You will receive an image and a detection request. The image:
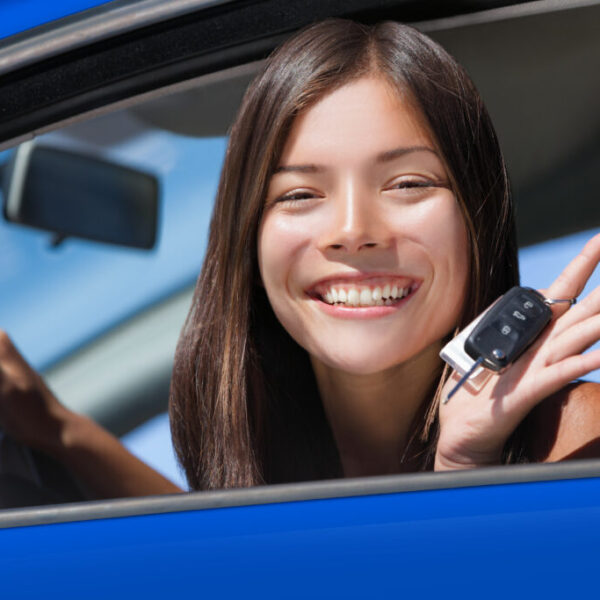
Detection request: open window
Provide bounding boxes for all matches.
[0,0,599,526]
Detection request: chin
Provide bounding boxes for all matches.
[307,330,446,377]
[311,345,414,376]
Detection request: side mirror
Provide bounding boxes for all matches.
[1,141,159,249]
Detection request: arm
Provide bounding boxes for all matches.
[53,412,183,498]
[0,331,182,498]
[435,232,600,470]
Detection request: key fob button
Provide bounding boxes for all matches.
[511,309,527,321]
[519,294,543,316]
[492,320,520,342]
[497,310,526,332]
[467,328,513,370]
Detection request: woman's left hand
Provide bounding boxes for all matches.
[435,232,600,470]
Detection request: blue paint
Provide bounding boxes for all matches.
[1,477,600,597]
[0,0,115,41]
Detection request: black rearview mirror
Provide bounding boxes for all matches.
[2,141,159,249]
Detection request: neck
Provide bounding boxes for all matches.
[311,343,442,478]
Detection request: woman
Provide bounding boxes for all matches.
[168,19,600,490]
[1,20,600,498]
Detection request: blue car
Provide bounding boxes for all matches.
[1,1,600,597]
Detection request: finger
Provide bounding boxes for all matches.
[0,330,33,380]
[552,283,600,334]
[545,232,600,303]
[540,349,600,396]
[544,313,600,364]
[499,348,600,417]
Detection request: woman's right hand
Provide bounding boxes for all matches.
[0,330,72,456]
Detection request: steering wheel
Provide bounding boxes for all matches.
[0,431,86,509]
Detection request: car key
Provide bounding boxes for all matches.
[442,286,553,402]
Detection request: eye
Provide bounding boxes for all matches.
[277,190,316,201]
[272,189,322,208]
[384,176,450,197]
[388,177,433,191]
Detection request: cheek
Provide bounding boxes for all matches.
[439,200,470,286]
[385,193,469,279]
[425,199,469,279]
[386,194,470,325]
[258,212,325,350]
[418,196,470,321]
[257,212,313,298]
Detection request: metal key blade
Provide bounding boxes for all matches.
[443,356,484,404]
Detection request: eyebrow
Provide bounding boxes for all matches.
[273,146,439,175]
[375,145,439,162]
[273,164,324,175]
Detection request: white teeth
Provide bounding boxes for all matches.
[359,289,371,305]
[321,282,412,306]
[347,289,359,306]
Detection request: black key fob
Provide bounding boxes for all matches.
[464,286,552,372]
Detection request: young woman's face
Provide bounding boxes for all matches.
[258,76,469,375]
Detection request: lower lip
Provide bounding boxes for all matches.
[311,290,416,319]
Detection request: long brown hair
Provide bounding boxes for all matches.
[169,19,519,490]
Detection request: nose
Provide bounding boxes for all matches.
[319,181,389,253]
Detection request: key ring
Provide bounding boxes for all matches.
[543,296,577,307]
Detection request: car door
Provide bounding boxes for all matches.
[1,1,600,597]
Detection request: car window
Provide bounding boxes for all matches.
[1,1,599,505]
[2,77,600,492]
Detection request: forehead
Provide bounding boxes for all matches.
[280,76,435,164]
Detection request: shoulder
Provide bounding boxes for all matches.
[527,381,600,462]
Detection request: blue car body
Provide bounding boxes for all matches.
[2,466,600,598]
[1,1,600,596]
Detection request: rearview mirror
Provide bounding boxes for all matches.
[2,141,159,249]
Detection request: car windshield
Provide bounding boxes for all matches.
[0,105,228,488]
[0,121,225,369]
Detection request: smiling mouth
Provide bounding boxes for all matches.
[309,279,418,308]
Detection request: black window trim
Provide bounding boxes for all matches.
[0,0,548,150]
